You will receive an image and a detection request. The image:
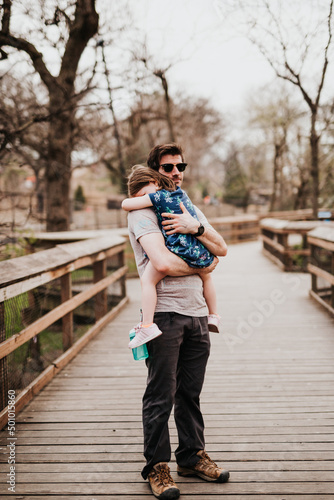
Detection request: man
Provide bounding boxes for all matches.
[127,143,229,500]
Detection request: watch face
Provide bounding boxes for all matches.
[197,224,205,236]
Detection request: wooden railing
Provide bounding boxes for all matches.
[209,214,260,243]
[0,236,128,428]
[259,208,333,221]
[260,218,325,272]
[307,226,334,316]
[209,210,332,244]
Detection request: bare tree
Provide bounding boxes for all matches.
[0,74,48,192]
[219,0,334,217]
[131,42,177,142]
[0,0,99,230]
[98,39,127,191]
[247,84,305,210]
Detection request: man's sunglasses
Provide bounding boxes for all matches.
[160,162,187,173]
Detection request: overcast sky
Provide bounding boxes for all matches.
[127,0,277,113]
[125,0,334,118]
[5,0,333,120]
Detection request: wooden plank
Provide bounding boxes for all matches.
[2,496,334,500]
[3,451,334,463]
[261,234,285,253]
[285,248,310,256]
[2,497,334,500]
[3,481,334,495]
[260,218,288,231]
[9,424,334,435]
[308,263,334,286]
[10,443,334,454]
[0,263,75,303]
[1,460,334,473]
[0,265,127,359]
[308,235,334,252]
[0,243,126,303]
[24,228,129,243]
[309,289,334,316]
[6,433,334,445]
[1,241,333,499]
[210,215,259,224]
[0,236,126,290]
[23,399,334,411]
[308,226,334,245]
[2,470,334,483]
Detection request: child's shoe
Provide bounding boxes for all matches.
[208,314,221,333]
[128,323,162,349]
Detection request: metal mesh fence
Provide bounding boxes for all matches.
[1,256,125,411]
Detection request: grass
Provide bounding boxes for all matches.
[5,293,29,338]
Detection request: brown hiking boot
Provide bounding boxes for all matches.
[177,450,230,483]
[147,462,180,499]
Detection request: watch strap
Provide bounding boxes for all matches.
[194,223,205,237]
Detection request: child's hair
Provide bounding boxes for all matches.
[127,165,176,197]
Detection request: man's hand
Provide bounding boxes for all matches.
[197,256,219,275]
[161,202,228,257]
[161,202,200,235]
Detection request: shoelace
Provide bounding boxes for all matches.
[199,451,218,468]
[156,465,174,485]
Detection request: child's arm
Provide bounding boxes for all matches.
[122,194,153,212]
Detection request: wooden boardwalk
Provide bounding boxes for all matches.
[1,240,334,499]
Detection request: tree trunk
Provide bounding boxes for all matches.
[270,144,280,211]
[0,0,99,232]
[310,112,319,219]
[46,96,74,231]
[155,70,175,142]
[294,176,308,210]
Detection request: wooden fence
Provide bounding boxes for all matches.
[0,236,128,429]
[204,214,260,243]
[307,226,334,316]
[259,218,326,272]
[202,209,331,244]
[260,208,330,221]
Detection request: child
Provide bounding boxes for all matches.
[122,165,221,349]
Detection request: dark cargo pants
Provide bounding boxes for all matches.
[141,311,211,479]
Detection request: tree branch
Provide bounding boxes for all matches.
[59,0,99,89]
[1,0,11,34]
[315,0,333,108]
[0,33,56,90]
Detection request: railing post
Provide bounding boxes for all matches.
[310,244,317,293]
[61,273,73,351]
[93,259,108,321]
[0,302,8,411]
[118,249,126,299]
[332,251,334,311]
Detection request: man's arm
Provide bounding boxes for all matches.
[196,226,227,257]
[139,231,218,276]
[161,202,228,257]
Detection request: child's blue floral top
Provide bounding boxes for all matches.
[148,186,214,268]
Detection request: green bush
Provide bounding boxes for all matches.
[74,185,86,210]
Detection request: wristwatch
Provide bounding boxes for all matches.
[194,223,205,237]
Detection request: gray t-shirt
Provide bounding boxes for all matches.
[128,207,210,317]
